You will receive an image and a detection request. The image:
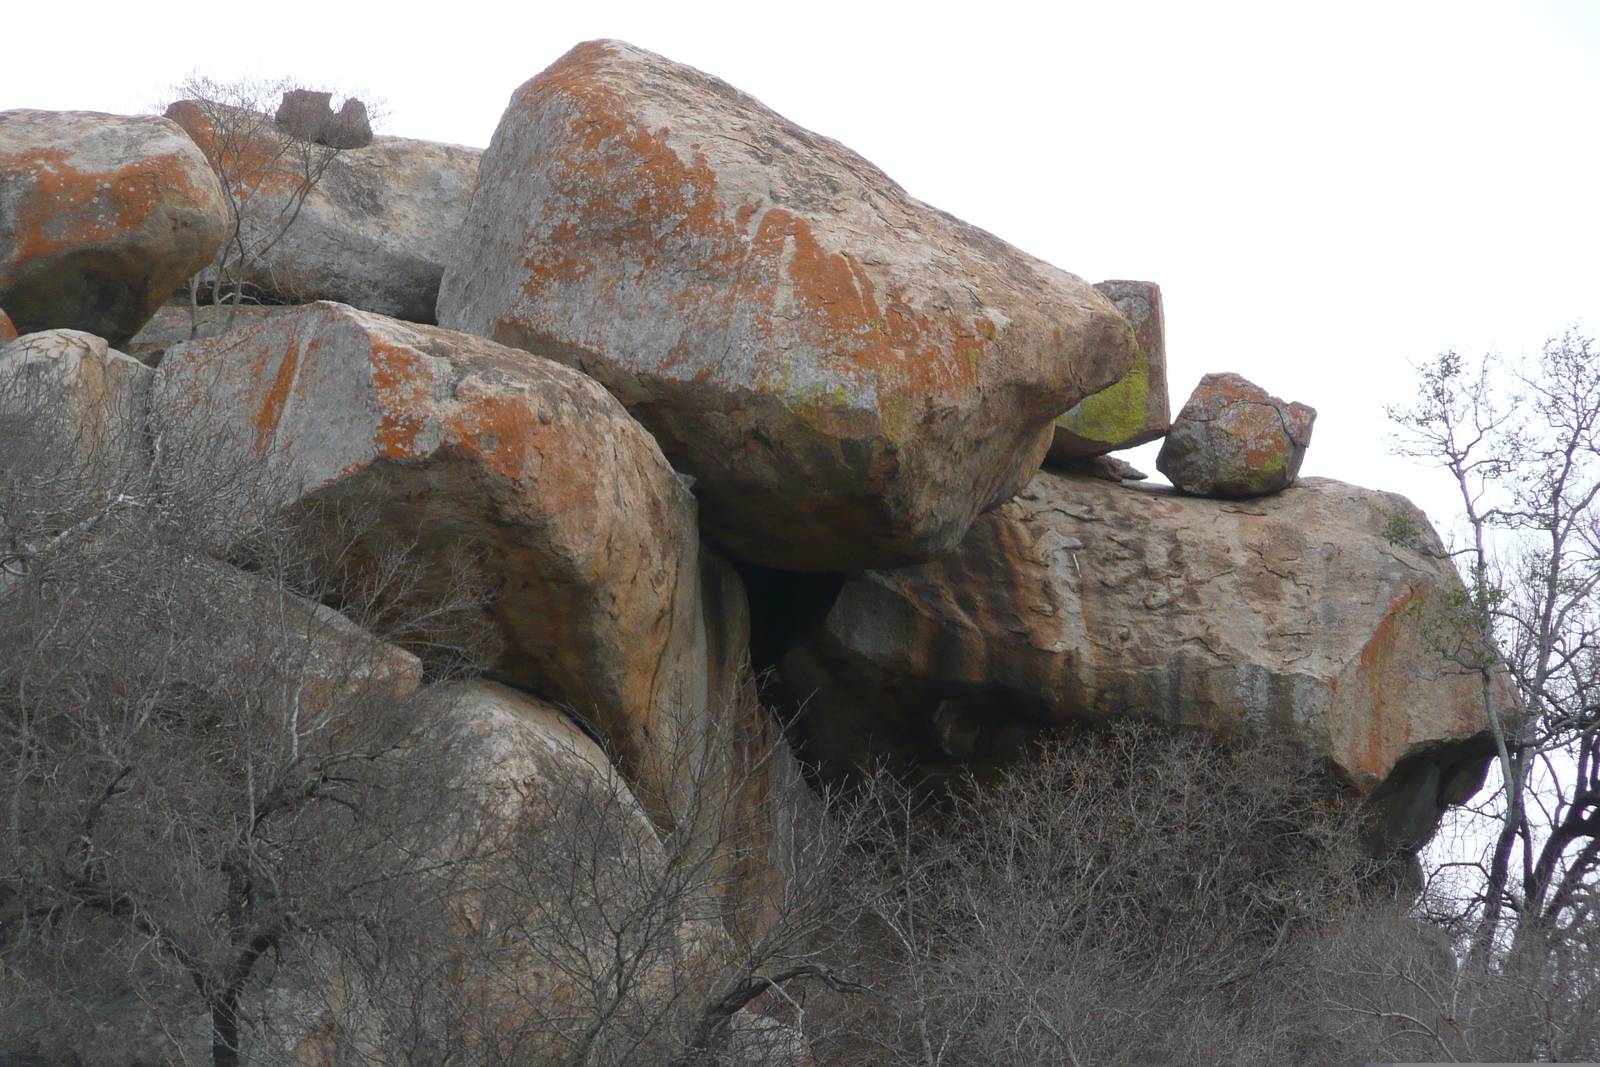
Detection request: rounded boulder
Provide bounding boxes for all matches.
[0,110,228,347]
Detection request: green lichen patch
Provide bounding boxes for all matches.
[1055,348,1151,447]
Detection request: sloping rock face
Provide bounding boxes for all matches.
[783,473,1508,851]
[1158,371,1315,497]
[151,301,709,800]
[1048,280,1170,463]
[166,100,480,324]
[0,110,228,347]
[123,302,296,365]
[437,39,1136,572]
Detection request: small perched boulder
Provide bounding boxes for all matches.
[1157,372,1315,497]
[1048,280,1170,463]
[0,307,16,343]
[0,110,229,347]
[781,472,1509,853]
[273,89,372,149]
[438,40,1136,572]
[166,101,480,323]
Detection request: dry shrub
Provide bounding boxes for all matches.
[815,726,1376,1067]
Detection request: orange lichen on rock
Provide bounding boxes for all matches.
[784,473,1499,854]
[0,110,228,346]
[150,302,733,814]
[440,40,1136,571]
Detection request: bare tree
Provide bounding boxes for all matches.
[314,682,866,1067]
[1388,328,1600,959]
[0,359,496,1067]
[163,76,371,336]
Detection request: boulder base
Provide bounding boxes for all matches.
[783,473,1509,852]
[0,110,228,347]
[438,39,1135,572]
[1158,371,1315,497]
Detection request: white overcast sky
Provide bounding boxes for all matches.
[8,0,1598,530]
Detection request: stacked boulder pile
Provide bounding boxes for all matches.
[2,36,1506,1054]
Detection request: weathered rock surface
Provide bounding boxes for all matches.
[0,307,16,343]
[783,472,1508,851]
[123,301,297,365]
[451,680,655,833]
[166,100,480,324]
[274,89,372,149]
[1158,371,1315,497]
[151,300,709,801]
[437,39,1136,572]
[1048,280,1170,463]
[0,329,153,491]
[0,110,229,347]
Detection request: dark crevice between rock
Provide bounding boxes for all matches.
[731,558,846,788]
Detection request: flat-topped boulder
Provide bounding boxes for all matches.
[438,40,1136,572]
[0,110,228,347]
[782,472,1510,852]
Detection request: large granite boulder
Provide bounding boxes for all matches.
[0,110,229,347]
[151,301,726,806]
[1047,280,1170,463]
[166,99,480,324]
[782,472,1511,852]
[1158,372,1315,497]
[437,40,1136,572]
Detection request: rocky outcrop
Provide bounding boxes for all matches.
[151,300,712,804]
[437,39,1136,573]
[1158,372,1315,497]
[0,110,229,347]
[274,89,372,149]
[782,472,1508,851]
[0,329,153,494]
[166,100,480,324]
[1048,280,1170,463]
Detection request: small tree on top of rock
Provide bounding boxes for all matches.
[161,76,375,334]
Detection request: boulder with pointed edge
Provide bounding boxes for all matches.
[437,40,1136,572]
